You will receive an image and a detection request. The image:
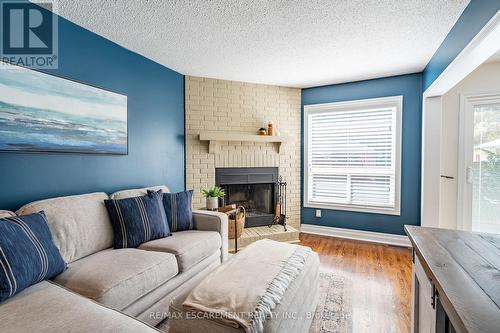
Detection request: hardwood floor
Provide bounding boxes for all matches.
[300,233,413,333]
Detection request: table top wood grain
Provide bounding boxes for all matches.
[405,226,500,333]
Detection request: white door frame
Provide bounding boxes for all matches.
[421,10,500,228]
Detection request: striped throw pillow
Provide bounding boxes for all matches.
[150,190,193,232]
[0,211,66,302]
[105,191,171,249]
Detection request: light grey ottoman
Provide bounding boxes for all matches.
[168,241,320,333]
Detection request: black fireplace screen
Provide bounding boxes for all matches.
[223,183,274,216]
[216,167,278,228]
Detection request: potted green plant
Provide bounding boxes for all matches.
[202,186,225,211]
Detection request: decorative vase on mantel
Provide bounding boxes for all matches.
[206,197,219,211]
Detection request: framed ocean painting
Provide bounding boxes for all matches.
[0,62,128,154]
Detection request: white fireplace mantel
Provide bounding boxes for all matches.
[199,131,289,154]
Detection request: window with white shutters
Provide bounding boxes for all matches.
[304,96,402,215]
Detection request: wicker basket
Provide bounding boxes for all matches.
[226,206,246,239]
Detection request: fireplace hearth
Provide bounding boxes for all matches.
[216,167,278,228]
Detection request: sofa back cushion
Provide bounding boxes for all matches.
[0,212,66,302]
[110,185,170,200]
[16,192,113,264]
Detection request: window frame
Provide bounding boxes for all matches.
[303,96,403,216]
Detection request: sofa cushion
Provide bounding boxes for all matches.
[0,281,160,333]
[0,212,66,302]
[139,230,222,272]
[110,185,170,200]
[0,210,15,218]
[53,248,178,310]
[105,191,171,249]
[16,192,113,264]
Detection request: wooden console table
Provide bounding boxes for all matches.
[405,226,500,333]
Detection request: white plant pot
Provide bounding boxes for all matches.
[206,197,219,211]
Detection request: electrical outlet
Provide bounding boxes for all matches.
[315,209,321,218]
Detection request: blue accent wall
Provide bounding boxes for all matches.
[423,0,500,91]
[301,74,422,235]
[0,12,185,211]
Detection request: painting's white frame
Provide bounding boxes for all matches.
[303,95,403,216]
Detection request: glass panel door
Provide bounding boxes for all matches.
[471,102,500,233]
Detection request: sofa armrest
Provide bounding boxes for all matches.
[192,210,228,262]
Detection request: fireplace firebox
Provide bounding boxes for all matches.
[215,167,278,228]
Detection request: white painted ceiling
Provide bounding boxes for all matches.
[54,0,469,88]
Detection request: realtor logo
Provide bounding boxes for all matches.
[1,0,58,68]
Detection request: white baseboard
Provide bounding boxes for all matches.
[301,224,412,248]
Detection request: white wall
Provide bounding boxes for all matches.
[421,96,442,228]
[439,61,500,229]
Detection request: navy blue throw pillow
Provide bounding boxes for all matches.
[0,211,66,302]
[150,190,193,232]
[105,191,171,249]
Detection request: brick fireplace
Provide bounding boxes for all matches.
[185,76,301,234]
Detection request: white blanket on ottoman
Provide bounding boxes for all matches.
[182,239,313,333]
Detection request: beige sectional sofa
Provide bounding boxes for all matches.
[0,185,228,332]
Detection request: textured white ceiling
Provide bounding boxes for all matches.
[54,0,469,88]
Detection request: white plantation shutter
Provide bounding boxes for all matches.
[304,96,402,215]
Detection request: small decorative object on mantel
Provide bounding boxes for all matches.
[202,186,225,211]
[258,128,267,136]
[267,121,274,136]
